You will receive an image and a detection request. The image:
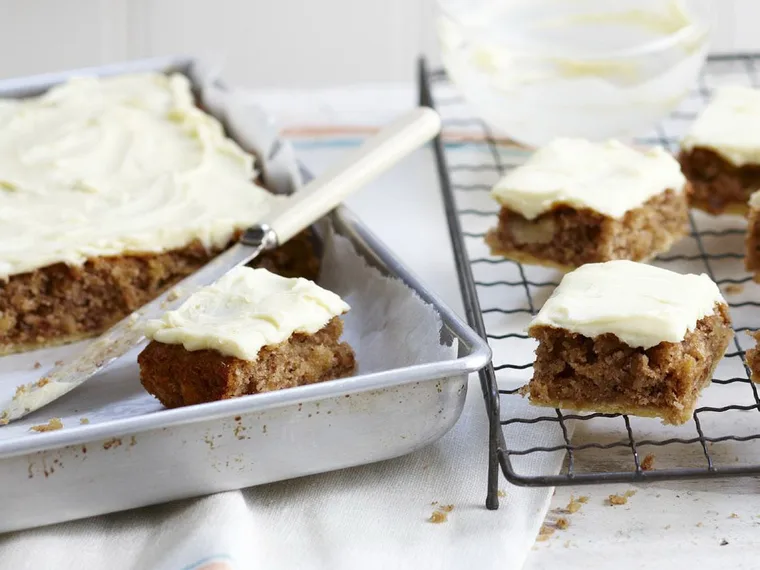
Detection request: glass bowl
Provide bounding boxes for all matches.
[436,0,712,147]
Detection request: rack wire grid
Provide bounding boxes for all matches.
[419,53,760,510]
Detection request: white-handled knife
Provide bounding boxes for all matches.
[1,107,441,424]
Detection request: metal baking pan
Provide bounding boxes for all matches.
[0,57,490,532]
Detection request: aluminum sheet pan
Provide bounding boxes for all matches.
[0,57,490,532]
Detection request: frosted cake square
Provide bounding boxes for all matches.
[0,72,317,355]
[524,260,732,425]
[138,267,356,407]
[486,139,689,271]
[680,86,760,215]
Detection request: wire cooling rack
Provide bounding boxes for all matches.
[419,54,760,509]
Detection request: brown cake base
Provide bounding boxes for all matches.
[678,146,760,215]
[746,331,760,383]
[0,230,319,356]
[485,189,688,271]
[137,317,356,408]
[525,304,733,425]
[745,202,760,282]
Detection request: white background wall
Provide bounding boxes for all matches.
[0,0,756,87]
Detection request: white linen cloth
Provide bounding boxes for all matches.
[0,85,565,570]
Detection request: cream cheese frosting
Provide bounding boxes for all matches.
[528,260,724,349]
[0,72,280,279]
[682,86,760,166]
[144,267,350,361]
[490,138,686,220]
[750,189,760,209]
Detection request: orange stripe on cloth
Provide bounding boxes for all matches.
[280,125,524,149]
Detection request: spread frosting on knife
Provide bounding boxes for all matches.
[0,72,281,279]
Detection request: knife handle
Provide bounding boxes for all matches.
[261,107,441,245]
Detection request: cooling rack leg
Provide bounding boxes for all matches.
[486,418,500,509]
[418,55,506,509]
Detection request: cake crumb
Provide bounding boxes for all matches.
[729,513,739,519]
[428,502,454,523]
[161,286,185,308]
[14,384,26,397]
[578,496,589,504]
[103,437,122,450]
[724,283,745,295]
[624,490,636,498]
[538,513,571,540]
[498,489,507,498]
[167,287,184,302]
[54,360,64,366]
[79,418,90,425]
[30,418,63,432]
[233,424,247,440]
[608,494,628,506]
[33,361,42,370]
[641,454,655,471]
[536,524,555,541]
[566,495,584,513]
[696,522,703,527]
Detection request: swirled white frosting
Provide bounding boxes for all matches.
[682,86,760,166]
[528,260,725,349]
[0,72,280,279]
[144,267,350,361]
[491,138,686,220]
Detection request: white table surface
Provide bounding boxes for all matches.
[297,143,760,569]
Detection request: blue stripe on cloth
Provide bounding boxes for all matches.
[178,554,235,570]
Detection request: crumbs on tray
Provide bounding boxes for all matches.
[30,418,63,433]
